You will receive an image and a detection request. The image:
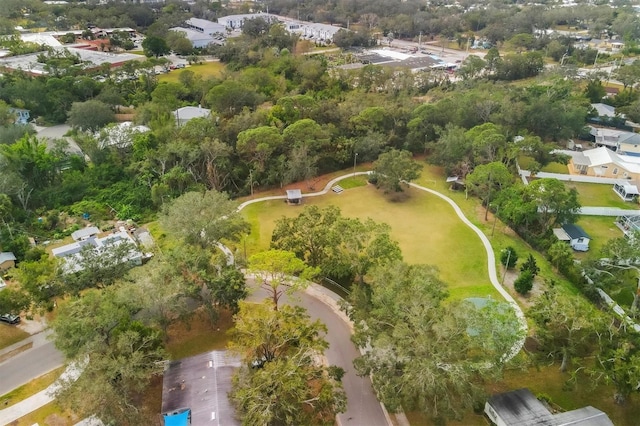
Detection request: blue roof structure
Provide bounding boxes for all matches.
[163,409,190,426]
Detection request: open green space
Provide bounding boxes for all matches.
[566,182,636,209]
[158,62,225,83]
[0,324,30,351]
[165,309,233,360]
[241,181,496,300]
[575,216,622,258]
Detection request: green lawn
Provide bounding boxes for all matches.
[158,61,225,83]
[575,216,622,259]
[241,182,497,300]
[165,309,233,360]
[0,324,29,351]
[566,182,637,209]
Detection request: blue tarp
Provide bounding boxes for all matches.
[164,409,190,426]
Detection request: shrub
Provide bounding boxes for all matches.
[514,270,534,295]
[520,253,540,276]
[500,246,518,268]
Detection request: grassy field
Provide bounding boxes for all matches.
[158,62,225,83]
[566,181,636,209]
[575,216,622,258]
[0,323,30,351]
[14,401,77,426]
[241,178,497,300]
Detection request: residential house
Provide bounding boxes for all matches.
[173,106,212,127]
[616,214,640,238]
[217,13,279,30]
[567,147,640,184]
[161,351,241,426]
[52,228,142,274]
[485,388,613,426]
[553,224,591,252]
[71,226,100,241]
[0,252,16,271]
[589,126,640,154]
[591,103,618,119]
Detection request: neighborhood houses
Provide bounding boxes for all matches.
[3,0,640,425]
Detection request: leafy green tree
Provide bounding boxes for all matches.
[142,35,170,58]
[14,254,61,306]
[530,288,604,373]
[67,100,115,131]
[584,78,606,103]
[514,270,534,295]
[236,126,283,172]
[520,254,540,276]
[0,287,31,315]
[349,261,521,422]
[248,249,319,310]
[501,246,518,268]
[598,233,640,311]
[229,301,346,425]
[466,162,512,220]
[160,190,250,248]
[594,323,640,405]
[371,149,421,193]
[52,285,166,425]
[548,241,574,270]
[205,80,263,117]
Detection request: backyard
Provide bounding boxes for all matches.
[566,181,638,209]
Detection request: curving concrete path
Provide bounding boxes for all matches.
[235,171,527,359]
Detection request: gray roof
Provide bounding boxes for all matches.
[488,389,613,426]
[286,189,302,199]
[488,388,555,426]
[185,18,226,34]
[0,252,17,263]
[173,106,212,121]
[562,223,591,240]
[71,226,100,241]
[553,406,614,426]
[162,351,242,426]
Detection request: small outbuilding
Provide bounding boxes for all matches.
[553,224,591,252]
[613,180,639,202]
[485,388,613,426]
[0,252,16,271]
[286,189,302,205]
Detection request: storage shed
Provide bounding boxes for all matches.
[553,224,591,252]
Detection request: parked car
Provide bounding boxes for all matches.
[0,313,20,324]
[175,63,186,69]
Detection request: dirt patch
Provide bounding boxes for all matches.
[500,267,546,308]
[0,342,32,363]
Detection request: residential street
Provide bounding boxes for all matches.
[247,279,390,426]
[0,330,64,396]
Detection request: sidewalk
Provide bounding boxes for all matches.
[0,363,81,425]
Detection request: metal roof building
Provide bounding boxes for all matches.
[485,389,613,426]
[161,351,242,426]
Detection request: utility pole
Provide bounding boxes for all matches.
[353,152,358,177]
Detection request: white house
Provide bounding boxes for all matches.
[52,228,142,274]
[589,126,640,155]
[0,252,17,271]
[485,388,612,426]
[553,223,591,252]
[168,28,222,48]
[173,106,212,127]
[71,226,100,241]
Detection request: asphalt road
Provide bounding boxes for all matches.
[0,332,64,396]
[248,280,389,426]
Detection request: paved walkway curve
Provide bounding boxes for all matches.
[234,172,527,360]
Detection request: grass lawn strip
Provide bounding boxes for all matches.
[0,366,65,408]
[565,181,636,209]
[158,61,225,83]
[0,325,30,351]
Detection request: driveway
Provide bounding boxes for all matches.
[247,278,389,426]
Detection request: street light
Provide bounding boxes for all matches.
[353,152,358,177]
[501,248,511,286]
